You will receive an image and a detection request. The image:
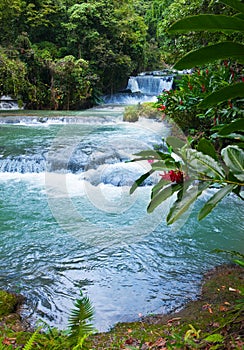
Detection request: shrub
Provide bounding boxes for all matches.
[156,62,243,135]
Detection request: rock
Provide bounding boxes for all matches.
[0,290,30,332]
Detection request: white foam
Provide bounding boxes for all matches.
[0,171,45,184]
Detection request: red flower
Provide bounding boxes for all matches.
[228,100,233,108]
[147,159,154,164]
[160,172,171,181]
[230,69,235,79]
[188,83,193,90]
[206,69,209,75]
[158,105,166,111]
[201,84,206,92]
[160,170,184,184]
[179,100,183,105]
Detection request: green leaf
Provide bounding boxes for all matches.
[221,145,244,182]
[128,157,153,163]
[147,183,182,213]
[197,138,218,161]
[211,124,226,132]
[198,184,235,221]
[23,326,42,350]
[130,171,153,194]
[218,133,244,142]
[173,42,244,69]
[204,333,224,343]
[166,136,188,160]
[168,15,244,34]
[132,150,170,160]
[151,160,178,171]
[235,13,244,20]
[129,150,173,164]
[186,149,225,179]
[217,118,244,136]
[199,82,244,108]
[151,178,170,198]
[220,0,244,14]
[167,182,209,224]
[68,291,94,343]
[233,259,244,267]
[166,136,186,151]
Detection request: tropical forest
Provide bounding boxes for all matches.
[0,0,243,349]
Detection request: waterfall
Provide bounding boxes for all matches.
[0,95,21,110]
[127,78,140,93]
[127,75,174,95]
[0,155,46,173]
[103,70,175,104]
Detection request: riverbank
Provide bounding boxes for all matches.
[0,264,243,349]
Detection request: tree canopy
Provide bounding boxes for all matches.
[0,0,242,109]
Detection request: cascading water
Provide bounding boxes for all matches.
[127,75,173,95]
[0,154,46,173]
[0,110,166,184]
[0,95,21,110]
[0,107,243,332]
[103,71,175,104]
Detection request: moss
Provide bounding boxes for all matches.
[123,103,161,122]
[88,264,243,349]
[0,291,19,317]
[123,105,140,122]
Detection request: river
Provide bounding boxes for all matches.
[0,106,243,332]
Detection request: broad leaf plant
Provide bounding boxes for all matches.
[130,0,244,224]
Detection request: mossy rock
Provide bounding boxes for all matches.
[123,103,161,122]
[141,103,162,119]
[123,105,140,122]
[0,291,21,317]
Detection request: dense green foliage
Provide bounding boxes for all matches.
[1,0,240,109]
[0,0,149,109]
[131,0,243,224]
[156,62,243,135]
[145,0,238,63]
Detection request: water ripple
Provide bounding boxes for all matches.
[0,121,243,331]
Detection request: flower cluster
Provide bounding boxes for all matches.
[158,105,166,111]
[160,170,184,184]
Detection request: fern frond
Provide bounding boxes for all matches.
[23,326,42,350]
[68,291,95,347]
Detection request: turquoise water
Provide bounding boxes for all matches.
[0,108,243,331]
